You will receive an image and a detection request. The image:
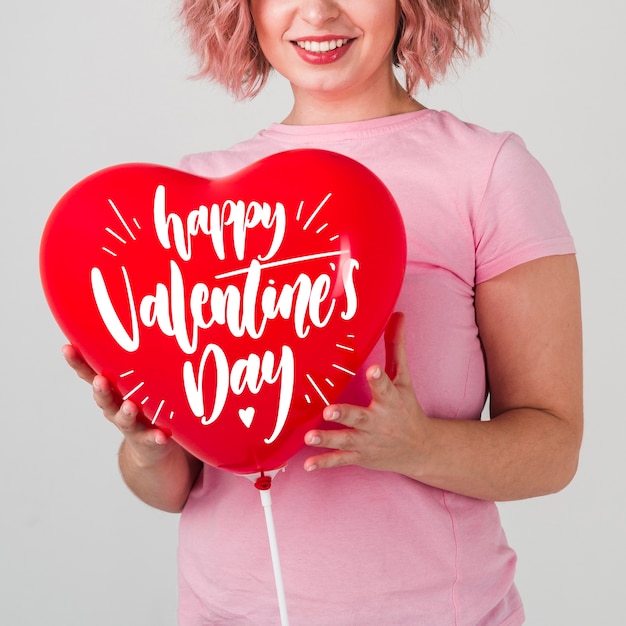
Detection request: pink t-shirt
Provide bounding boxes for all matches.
[176,110,575,625]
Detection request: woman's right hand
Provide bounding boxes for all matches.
[62,344,175,467]
[62,344,202,511]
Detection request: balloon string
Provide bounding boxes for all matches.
[258,485,290,626]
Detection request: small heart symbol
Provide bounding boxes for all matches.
[239,407,255,429]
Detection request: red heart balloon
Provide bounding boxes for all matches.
[40,150,406,474]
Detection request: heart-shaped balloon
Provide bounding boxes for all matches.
[40,150,406,474]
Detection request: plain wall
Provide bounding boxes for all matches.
[1,1,624,624]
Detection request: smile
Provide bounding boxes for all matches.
[295,39,351,53]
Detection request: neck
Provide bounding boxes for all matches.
[282,77,424,126]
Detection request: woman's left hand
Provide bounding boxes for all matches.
[303,312,430,475]
[304,256,583,500]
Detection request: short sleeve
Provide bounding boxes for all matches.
[473,134,575,284]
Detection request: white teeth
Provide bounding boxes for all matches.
[296,39,349,53]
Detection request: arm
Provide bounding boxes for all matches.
[63,346,203,512]
[304,254,583,501]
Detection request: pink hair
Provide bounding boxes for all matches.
[179,0,490,100]
[396,0,490,94]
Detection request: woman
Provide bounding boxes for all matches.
[65,1,583,623]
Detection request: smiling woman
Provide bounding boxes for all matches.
[247,0,404,120]
[181,0,489,99]
[61,1,583,624]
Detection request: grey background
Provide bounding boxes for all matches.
[2,1,624,624]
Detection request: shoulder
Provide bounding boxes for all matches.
[389,110,543,200]
[427,112,558,205]
[424,110,531,166]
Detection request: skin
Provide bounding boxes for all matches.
[64,0,583,510]
[249,0,424,123]
[303,255,583,501]
[63,345,202,512]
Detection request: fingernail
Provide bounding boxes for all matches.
[326,410,340,421]
[308,435,321,445]
[93,379,102,392]
[306,464,318,472]
[372,367,382,380]
[121,404,132,416]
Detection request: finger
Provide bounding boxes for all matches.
[321,403,370,430]
[365,363,399,406]
[62,344,97,383]
[91,376,169,446]
[114,400,142,433]
[305,425,360,452]
[384,312,411,387]
[304,449,360,472]
[92,375,126,422]
[99,388,169,448]
[105,394,167,444]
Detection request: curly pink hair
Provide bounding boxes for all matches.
[179,0,490,99]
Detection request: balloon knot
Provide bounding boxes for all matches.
[254,472,272,490]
